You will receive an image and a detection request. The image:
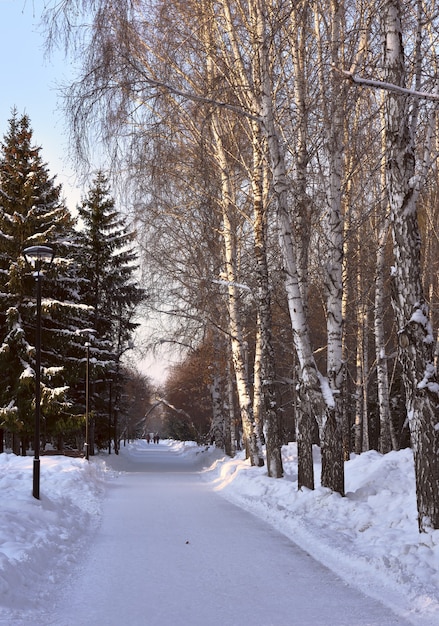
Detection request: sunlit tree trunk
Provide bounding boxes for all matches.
[362,306,370,451]
[354,291,363,455]
[209,0,284,475]
[312,0,345,494]
[252,320,264,444]
[211,117,264,467]
[375,209,394,453]
[255,0,318,488]
[373,101,394,454]
[226,356,237,456]
[252,122,283,477]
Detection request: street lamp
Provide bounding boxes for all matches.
[23,245,55,500]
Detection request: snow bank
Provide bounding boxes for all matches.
[0,453,107,612]
[198,443,439,626]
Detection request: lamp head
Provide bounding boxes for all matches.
[23,245,55,272]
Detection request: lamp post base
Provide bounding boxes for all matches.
[33,458,40,499]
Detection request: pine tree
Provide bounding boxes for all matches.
[0,110,89,452]
[76,171,145,450]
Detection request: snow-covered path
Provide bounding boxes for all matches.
[45,442,408,626]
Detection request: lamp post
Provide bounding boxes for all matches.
[23,245,55,500]
[85,341,90,460]
[77,329,96,459]
[111,340,134,456]
[108,375,112,455]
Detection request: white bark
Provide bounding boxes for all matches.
[312,0,345,495]
[375,99,395,454]
[210,371,225,449]
[212,0,285,476]
[252,320,263,444]
[211,116,264,467]
[354,293,363,455]
[375,218,394,453]
[384,0,439,531]
[251,121,283,477]
[226,357,237,456]
[262,79,321,488]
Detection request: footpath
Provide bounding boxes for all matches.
[48,443,408,626]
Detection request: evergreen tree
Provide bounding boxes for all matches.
[76,171,145,449]
[0,110,88,451]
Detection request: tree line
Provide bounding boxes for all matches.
[0,111,147,455]
[41,0,439,531]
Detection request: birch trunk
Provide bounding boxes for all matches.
[362,306,370,452]
[354,297,363,454]
[207,0,315,484]
[375,218,394,453]
[211,369,225,449]
[374,99,394,453]
[211,330,226,450]
[226,357,237,456]
[313,0,345,495]
[200,1,263,466]
[354,274,369,454]
[213,0,282,473]
[252,123,283,477]
[255,0,318,489]
[290,3,312,307]
[252,320,264,445]
[212,117,264,467]
[384,0,439,530]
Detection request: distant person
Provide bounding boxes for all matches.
[154,433,160,444]
[146,433,151,444]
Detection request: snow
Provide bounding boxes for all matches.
[317,370,335,408]
[0,440,438,625]
[417,362,436,390]
[204,444,439,623]
[410,308,429,328]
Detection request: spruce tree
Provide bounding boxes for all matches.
[0,110,88,452]
[76,171,145,450]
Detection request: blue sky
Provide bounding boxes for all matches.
[0,0,81,211]
[0,1,167,380]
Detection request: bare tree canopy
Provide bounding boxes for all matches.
[39,0,439,530]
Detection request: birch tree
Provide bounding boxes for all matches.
[210,113,264,466]
[382,0,439,530]
[41,0,339,488]
[375,105,394,454]
[310,0,348,493]
[41,0,439,512]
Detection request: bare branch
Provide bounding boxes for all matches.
[137,75,261,122]
[334,66,439,102]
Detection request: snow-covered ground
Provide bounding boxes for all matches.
[0,440,438,625]
[202,443,439,625]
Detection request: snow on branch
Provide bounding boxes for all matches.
[211,278,252,292]
[334,66,439,102]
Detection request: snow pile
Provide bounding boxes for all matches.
[0,453,107,612]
